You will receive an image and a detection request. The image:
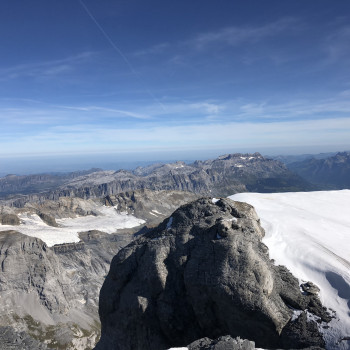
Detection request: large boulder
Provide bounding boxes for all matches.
[95,198,329,350]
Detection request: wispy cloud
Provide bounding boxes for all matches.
[133,43,170,57]
[132,18,299,60]
[190,18,296,50]
[0,51,96,80]
[324,24,350,64]
[0,102,152,126]
[58,105,152,119]
[2,116,350,156]
[236,96,350,121]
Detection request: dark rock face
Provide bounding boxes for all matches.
[288,151,350,189]
[95,198,329,350]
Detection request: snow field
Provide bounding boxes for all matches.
[230,190,350,350]
[0,205,145,247]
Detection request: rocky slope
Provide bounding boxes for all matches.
[95,198,330,350]
[0,229,132,349]
[287,151,350,189]
[1,153,313,208]
[0,189,197,349]
[0,326,48,350]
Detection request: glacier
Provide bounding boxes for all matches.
[230,190,350,350]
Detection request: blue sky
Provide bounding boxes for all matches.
[1,0,350,172]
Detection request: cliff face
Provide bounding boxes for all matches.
[0,229,133,350]
[95,198,329,350]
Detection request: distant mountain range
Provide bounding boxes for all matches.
[0,152,313,206]
[0,168,102,197]
[287,151,350,189]
[269,151,338,165]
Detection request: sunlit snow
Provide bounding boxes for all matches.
[0,206,145,247]
[230,190,350,350]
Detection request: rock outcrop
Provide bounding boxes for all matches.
[0,207,20,225]
[0,229,134,349]
[95,198,329,350]
[104,189,199,227]
[187,335,255,350]
[0,326,48,350]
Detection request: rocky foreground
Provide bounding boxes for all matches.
[95,198,330,350]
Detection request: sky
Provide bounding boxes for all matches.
[1,0,350,173]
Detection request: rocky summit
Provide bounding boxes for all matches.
[95,198,330,350]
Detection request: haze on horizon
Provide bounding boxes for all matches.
[1,0,350,174]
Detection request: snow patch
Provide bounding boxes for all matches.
[166,217,173,231]
[212,197,219,203]
[152,210,163,215]
[0,206,145,247]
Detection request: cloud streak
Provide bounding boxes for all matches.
[190,18,298,50]
[1,116,350,156]
[0,52,95,80]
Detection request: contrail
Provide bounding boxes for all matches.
[78,0,166,111]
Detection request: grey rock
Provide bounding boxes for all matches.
[188,335,255,350]
[38,212,58,227]
[95,198,329,350]
[0,228,134,349]
[104,189,199,227]
[301,281,320,295]
[280,312,325,349]
[0,326,48,350]
[0,213,20,225]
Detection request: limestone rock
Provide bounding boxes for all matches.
[188,335,255,350]
[0,213,20,225]
[0,229,134,349]
[38,212,58,227]
[0,326,48,350]
[301,281,320,295]
[95,198,329,350]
